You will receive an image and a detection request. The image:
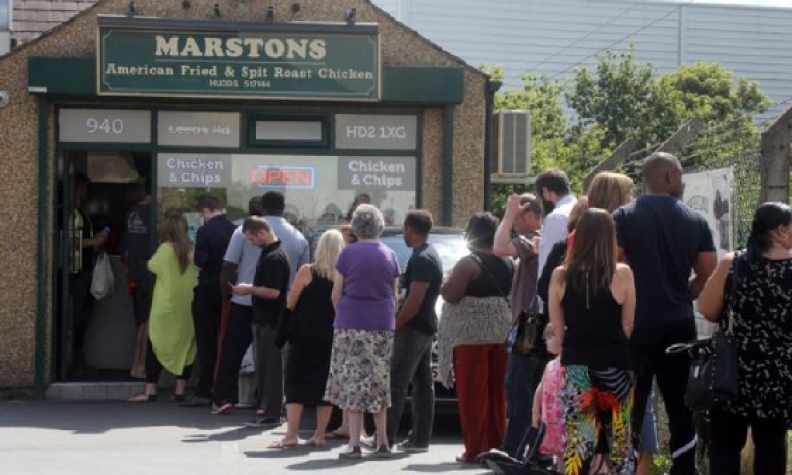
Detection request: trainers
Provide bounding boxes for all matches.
[245,416,280,428]
[360,435,377,450]
[398,440,429,453]
[211,402,234,415]
[374,445,392,459]
[338,445,362,459]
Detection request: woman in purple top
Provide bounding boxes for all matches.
[325,204,400,459]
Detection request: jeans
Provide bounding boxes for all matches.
[631,318,698,475]
[252,322,283,420]
[387,327,434,446]
[709,409,787,475]
[502,353,547,457]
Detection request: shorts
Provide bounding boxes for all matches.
[638,387,659,453]
[131,277,154,327]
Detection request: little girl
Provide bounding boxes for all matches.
[532,324,564,473]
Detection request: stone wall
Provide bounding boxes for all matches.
[0,0,486,387]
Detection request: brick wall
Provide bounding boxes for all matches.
[12,0,97,45]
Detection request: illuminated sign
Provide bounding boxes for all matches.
[251,165,315,189]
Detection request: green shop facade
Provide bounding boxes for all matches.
[0,0,492,392]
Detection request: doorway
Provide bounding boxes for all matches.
[56,150,153,381]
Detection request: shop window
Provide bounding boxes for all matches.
[156,153,417,247]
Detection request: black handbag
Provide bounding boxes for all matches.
[505,296,545,356]
[667,254,742,412]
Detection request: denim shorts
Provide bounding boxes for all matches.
[639,387,659,453]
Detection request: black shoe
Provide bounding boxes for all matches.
[338,445,362,459]
[245,416,280,429]
[374,445,392,459]
[180,395,211,407]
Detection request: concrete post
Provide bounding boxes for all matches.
[655,118,703,155]
[582,139,636,191]
[760,106,792,205]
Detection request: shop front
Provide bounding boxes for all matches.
[0,0,490,391]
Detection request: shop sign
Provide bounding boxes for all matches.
[97,18,380,100]
[338,157,416,191]
[251,165,316,189]
[157,153,232,188]
[158,111,240,148]
[59,109,151,143]
[335,115,417,150]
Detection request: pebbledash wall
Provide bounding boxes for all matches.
[0,0,490,389]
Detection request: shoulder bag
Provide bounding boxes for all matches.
[470,254,545,357]
[667,253,742,412]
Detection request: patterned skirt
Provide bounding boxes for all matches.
[323,328,394,413]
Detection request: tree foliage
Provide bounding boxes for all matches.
[483,49,771,214]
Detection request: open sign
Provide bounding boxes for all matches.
[250,165,316,189]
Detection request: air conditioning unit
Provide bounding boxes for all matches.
[496,110,531,175]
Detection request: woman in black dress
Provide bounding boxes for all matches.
[699,202,792,475]
[269,229,345,449]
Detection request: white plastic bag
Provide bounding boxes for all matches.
[90,253,114,300]
[239,344,255,374]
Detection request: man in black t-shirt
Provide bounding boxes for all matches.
[231,216,290,427]
[613,153,716,475]
[387,210,443,452]
[125,181,154,380]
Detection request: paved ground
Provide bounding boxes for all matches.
[0,401,490,475]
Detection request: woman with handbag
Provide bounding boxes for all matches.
[698,202,792,475]
[547,209,637,475]
[438,212,514,463]
[268,229,344,449]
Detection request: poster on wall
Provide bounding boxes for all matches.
[682,167,734,256]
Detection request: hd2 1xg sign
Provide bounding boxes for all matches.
[96,16,380,100]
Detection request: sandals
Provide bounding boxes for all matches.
[304,438,325,448]
[326,430,349,440]
[455,453,475,464]
[268,439,299,449]
[129,393,157,402]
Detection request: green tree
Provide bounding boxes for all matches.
[482,54,770,214]
[566,49,771,169]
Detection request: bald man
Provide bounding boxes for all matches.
[613,152,716,475]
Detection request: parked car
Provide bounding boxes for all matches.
[379,227,469,407]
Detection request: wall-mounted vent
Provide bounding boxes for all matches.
[496,110,531,175]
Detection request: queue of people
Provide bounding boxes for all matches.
[117,152,791,474]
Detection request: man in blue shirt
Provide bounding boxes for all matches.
[614,153,716,475]
[182,195,235,407]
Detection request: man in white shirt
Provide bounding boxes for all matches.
[535,169,577,276]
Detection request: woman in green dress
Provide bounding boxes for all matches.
[130,212,198,402]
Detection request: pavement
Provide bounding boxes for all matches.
[0,400,491,475]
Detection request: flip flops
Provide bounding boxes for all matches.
[268,439,299,449]
[304,439,326,448]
